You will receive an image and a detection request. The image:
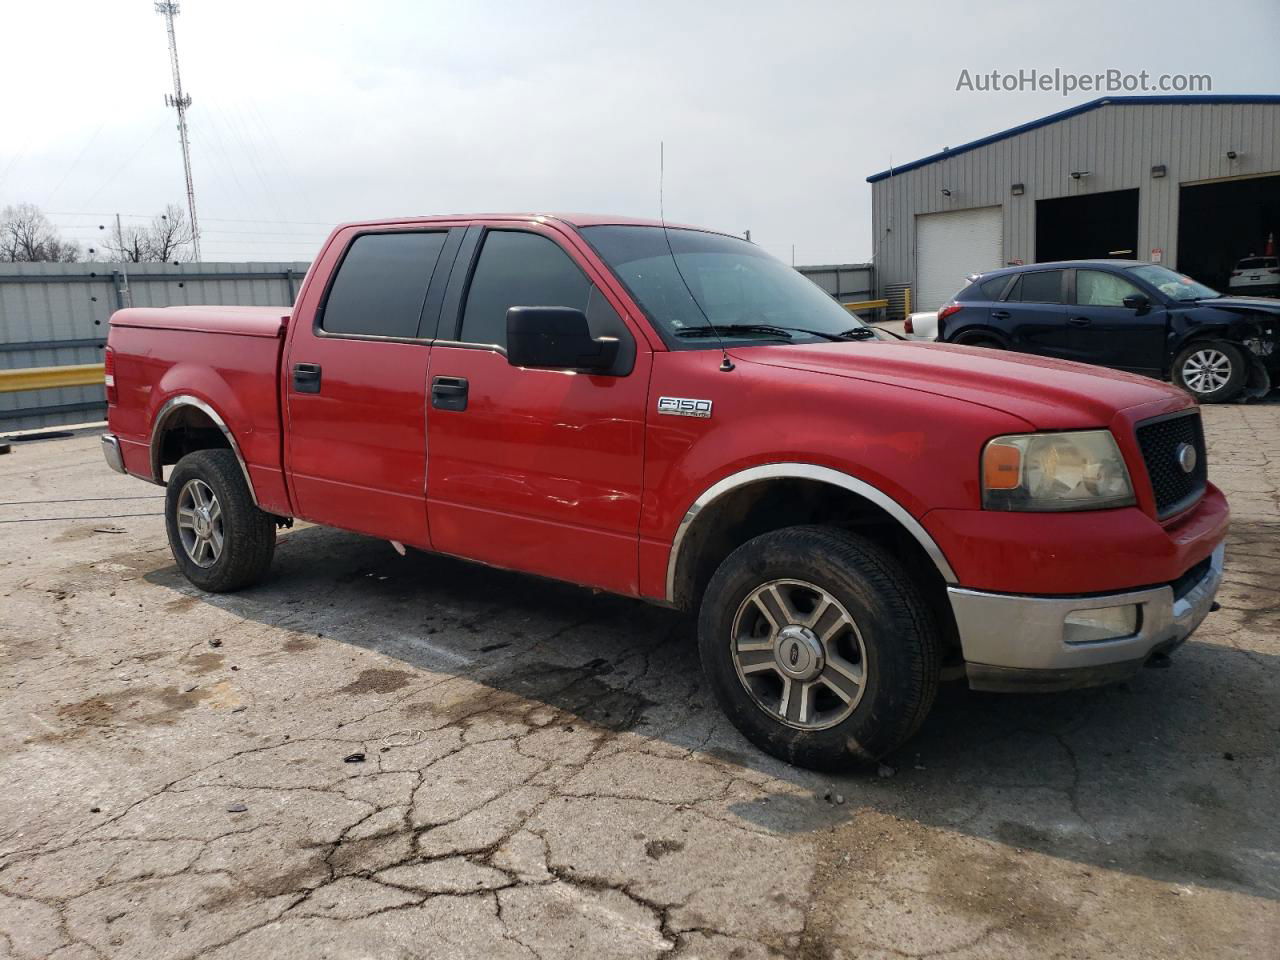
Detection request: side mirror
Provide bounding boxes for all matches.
[506,306,620,373]
[1122,293,1150,312]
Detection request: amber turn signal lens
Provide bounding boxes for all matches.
[983,442,1022,490]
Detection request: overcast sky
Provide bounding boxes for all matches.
[2,0,1278,264]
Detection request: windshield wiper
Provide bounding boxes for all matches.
[674,323,868,343]
[674,324,792,340]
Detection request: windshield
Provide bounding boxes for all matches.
[581,225,871,346]
[1126,264,1220,302]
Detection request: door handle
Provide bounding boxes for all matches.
[293,362,322,393]
[1067,316,1092,327]
[431,376,469,412]
[991,310,1011,319]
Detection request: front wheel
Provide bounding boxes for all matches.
[1173,341,1246,403]
[697,526,941,769]
[165,449,276,592]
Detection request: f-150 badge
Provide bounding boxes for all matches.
[657,396,713,419]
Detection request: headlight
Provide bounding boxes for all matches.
[982,430,1135,511]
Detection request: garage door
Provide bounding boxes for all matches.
[915,206,1004,310]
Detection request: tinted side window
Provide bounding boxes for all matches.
[981,275,1012,300]
[1013,270,1064,304]
[322,232,447,338]
[460,231,590,347]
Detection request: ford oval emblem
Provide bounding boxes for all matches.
[788,643,800,667]
[1176,442,1197,474]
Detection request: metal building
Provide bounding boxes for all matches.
[869,95,1280,310]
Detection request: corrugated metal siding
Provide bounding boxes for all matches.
[871,101,1280,295]
[795,263,874,301]
[0,261,309,431]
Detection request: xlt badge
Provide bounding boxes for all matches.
[657,396,713,419]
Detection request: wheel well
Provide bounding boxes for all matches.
[670,478,960,654]
[952,327,1005,346]
[154,407,232,481]
[1174,331,1242,354]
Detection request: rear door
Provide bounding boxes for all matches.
[997,269,1070,358]
[424,222,651,595]
[1068,268,1167,375]
[283,225,461,546]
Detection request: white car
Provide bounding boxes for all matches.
[1228,256,1280,297]
[902,311,938,340]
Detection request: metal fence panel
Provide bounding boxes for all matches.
[0,261,309,431]
[795,263,875,302]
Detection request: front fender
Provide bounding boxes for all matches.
[636,350,1033,600]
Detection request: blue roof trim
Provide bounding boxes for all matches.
[866,95,1280,183]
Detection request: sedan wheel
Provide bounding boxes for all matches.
[1172,341,1246,403]
[1181,348,1233,395]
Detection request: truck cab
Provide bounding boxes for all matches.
[102,214,1229,769]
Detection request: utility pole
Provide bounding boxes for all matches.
[116,213,131,305]
[156,2,201,260]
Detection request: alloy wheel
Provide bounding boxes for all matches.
[730,578,868,730]
[1182,348,1232,394]
[176,478,224,568]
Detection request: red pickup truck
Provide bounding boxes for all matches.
[101,214,1228,768]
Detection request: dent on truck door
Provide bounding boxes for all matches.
[425,225,650,595]
[283,227,461,547]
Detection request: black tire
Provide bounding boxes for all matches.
[164,449,276,592]
[1172,341,1247,403]
[697,526,941,770]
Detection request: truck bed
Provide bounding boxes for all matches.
[107,306,293,515]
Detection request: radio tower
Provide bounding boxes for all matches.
[155,2,201,260]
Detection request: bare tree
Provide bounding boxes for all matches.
[101,204,195,263]
[0,203,80,262]
[101,221,149,263]
[143,204,195,262]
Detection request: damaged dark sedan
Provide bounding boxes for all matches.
[937,260,1279,403]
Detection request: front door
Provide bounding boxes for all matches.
[1068,268,1167,375]
[425,223,651,595]
[284,226,460,547]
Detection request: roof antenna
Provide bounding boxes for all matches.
[660,141,733,372]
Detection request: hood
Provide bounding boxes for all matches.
[728,339,1190,429]
[1195,296,1280,316]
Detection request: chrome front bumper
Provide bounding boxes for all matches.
[101,434,125,474]
[949,544,1225,691]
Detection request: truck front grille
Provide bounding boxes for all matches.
[1135,410,1207,519]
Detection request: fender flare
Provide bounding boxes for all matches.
[149,394,260,506]
[664,462,958,603]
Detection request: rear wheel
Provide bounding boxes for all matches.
[1173,341,1246,403]
[697,526,941,769]
[165,449,276,592]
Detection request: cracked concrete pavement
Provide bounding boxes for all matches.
[0,400,1277,959]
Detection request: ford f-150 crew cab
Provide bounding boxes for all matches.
[101,214,1229,768]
